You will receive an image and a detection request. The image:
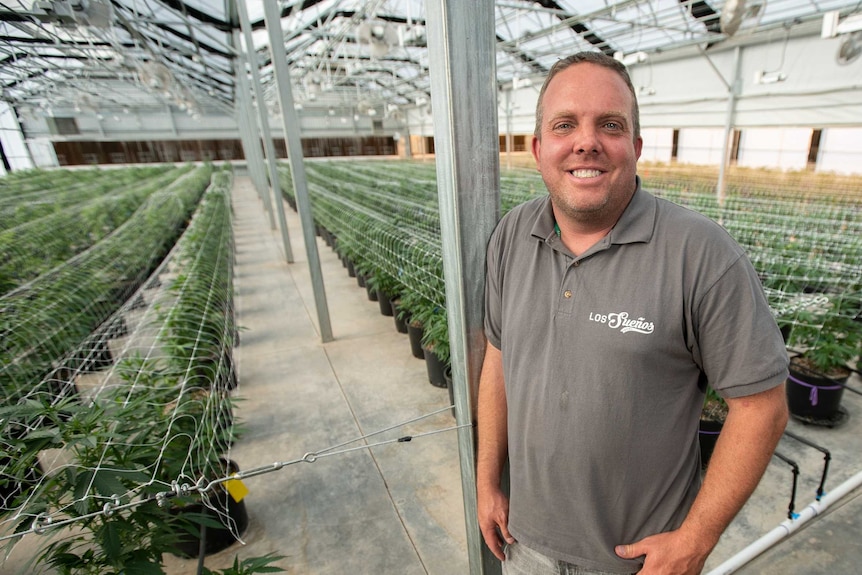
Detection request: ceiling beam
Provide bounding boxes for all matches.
[530,0,614,55]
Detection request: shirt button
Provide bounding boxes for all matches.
[573,261,580,267]
[564,290,572,298]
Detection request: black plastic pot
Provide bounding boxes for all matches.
[407,322,425,360]
[0,454,43,514]
[424,347,448,389]
[365,282,378,302]
[392,301,408,334]
[698,419,723,470]
[787,362,847,420]
[377,291,394,316]
[79,337,114,373]
[169,459,249,558]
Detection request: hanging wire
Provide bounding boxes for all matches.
[1,407,471,542]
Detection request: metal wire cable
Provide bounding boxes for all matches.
[0,407,471,542]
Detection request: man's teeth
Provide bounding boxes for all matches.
[569,169,602,178]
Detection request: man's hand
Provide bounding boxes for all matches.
[615,527,711,574]
[478,483,515,561]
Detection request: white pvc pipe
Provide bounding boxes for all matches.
[707,469,862,575]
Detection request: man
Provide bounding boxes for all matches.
[477,51,789,575]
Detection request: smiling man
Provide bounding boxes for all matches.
[477,51,789,575]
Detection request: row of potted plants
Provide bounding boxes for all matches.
[0,165,214,434]
[279,162,452,388]
[1,168,280,573]
[0,165,172,232]
[0,166,192,295]
[284,160,859,440]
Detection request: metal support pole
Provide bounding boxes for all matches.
[165,104,177,137]
[0,135,11,172]
[403,128,413,158]
[425,1,501,574]
[717,46,742,205]
[235,11,294,263]
[235,81,272,212]
[505,88,513,171]
[262,0,333,343]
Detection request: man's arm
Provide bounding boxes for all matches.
[476,341,515,561]
[616,383,789,574]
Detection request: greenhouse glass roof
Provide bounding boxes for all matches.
[1,0,860,118]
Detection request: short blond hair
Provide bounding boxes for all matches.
[534,51,640,141]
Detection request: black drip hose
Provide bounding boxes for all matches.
[772,449,800,520]
[783,429,832,500]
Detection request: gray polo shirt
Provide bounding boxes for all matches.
[484,180,788,573]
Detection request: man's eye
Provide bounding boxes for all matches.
[604,121,622,130]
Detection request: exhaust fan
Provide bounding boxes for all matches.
[837,31,862,65]
[356,20,400,58]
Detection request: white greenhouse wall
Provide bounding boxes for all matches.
[676,128,726,166]
[737,128,812,171]
[28,140,58,168]
[639,128,674,163]
[818,128,862,175]
[629,28,862,129]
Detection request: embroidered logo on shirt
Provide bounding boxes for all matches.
[588,311,655,334]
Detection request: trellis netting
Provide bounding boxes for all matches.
[0,158,858,571]
[283,160,860,357]
[0,166,188,295]
[0,167,243,571]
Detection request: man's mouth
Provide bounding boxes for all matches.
[568,169,603,178]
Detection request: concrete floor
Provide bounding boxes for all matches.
[3,172,860,574]
[163,174,469,575]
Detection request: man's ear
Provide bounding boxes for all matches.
[531,135,541,168]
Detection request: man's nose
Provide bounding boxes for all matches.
[573,127,601,154]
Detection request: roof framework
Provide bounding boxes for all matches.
[0,0,859,119]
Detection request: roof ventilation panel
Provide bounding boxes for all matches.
[720,0,767,37]
[35,0,112,28]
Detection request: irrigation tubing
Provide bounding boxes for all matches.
[705,469,862,575]
[770,450,800,520]
[1,406,470,543]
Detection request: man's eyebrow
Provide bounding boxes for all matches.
[599,111,629,120]
[545,111,630,124]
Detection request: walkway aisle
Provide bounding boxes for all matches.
[167,175,468,574]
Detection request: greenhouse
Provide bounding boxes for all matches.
[1,1,861,574]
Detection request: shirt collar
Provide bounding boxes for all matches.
[529,175,656,246]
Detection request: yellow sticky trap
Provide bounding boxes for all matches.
[224,478,249,503]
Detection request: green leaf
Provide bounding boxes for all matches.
[98,520,122,563]
[92,469,130,498]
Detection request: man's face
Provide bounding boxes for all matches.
[532,62,643,230]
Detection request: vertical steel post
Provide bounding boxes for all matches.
[233,30,275,227]
[717,46,742,206]
[235,79,272,211]
[425,1,501,574]
[235,6,294,263]
[262,1,333,343]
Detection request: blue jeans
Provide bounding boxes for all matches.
[502,542,635,575]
